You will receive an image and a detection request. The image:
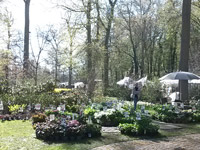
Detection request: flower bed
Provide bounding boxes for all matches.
[35,120,101,141]
[152,104,200,123]
[34,109,102,141]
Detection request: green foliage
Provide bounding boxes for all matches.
[118,123,137,135]
[0,80,90,113]
[85,124,102,137]
[8,104,26,114]
[45,110,60,116]
[84,107,97,117]
[119,116,159,136]
[61,90,89,106]
[104,86,132,101]
[152,104,200,123]
[140,79,164,103]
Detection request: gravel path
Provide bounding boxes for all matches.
[92,134,200,150]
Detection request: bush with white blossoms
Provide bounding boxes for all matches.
[94,109,117,119]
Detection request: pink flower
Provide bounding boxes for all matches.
[68,120,80,127]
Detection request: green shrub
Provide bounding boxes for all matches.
[119,116,159,136]
[45,110,60,116]
[94,109,124,126]
[84,107,97,117]
[8,104,26,114]
[85,124,101,137]
[118,123,137,135]
[105,86,132,101]
[140,79,164,103]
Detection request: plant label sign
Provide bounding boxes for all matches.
[88,116,92,124]
[57,106,61,111]
[67,115,71,120]
[136,112,141,120]
[27,104,31,111]
[103,106,107,111]
[180,103,184,108]
[50,114,55,121]
[60,105,65,111]
[162,106,165,111]
[0,101,3,110]
[61,118,66,126]
[144,110,149,116]
[35,104,41,110]
[141,105,145,113]
[192,107,196,112]
[19,107,23,113]
[124,112,129,117]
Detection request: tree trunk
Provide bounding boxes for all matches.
[23,0,31,78]
[103,0,117,95]
[55,46,58,85]
[157,34,163,77]
[68,39,73,87]
[5,16,11,81]
[179,0,191,101]
[86,0,94,98]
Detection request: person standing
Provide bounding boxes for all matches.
[132,83,140,111]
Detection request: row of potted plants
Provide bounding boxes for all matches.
[35,119,101,141]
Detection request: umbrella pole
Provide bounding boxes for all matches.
[179,80,181,101]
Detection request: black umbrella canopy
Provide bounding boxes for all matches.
[159,71,200,80]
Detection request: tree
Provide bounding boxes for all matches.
[30,28,49,85]
[63,13,80,88]
[0,8,14,81]
[46,26,63,85]
[179,0,191,101]
[23,0,31,78]
[101,0,118,95]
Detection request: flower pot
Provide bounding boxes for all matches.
[70,136,75,141]
[88,133,92,138]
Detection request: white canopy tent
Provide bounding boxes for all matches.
[117,77,133,87]
[117,76,148,89]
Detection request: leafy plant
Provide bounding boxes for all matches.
[119,115,159,136]
[85,124,101,137]
[8,104,26,114]
[32,113,46,124]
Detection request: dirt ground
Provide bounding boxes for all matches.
[92,133,200,150]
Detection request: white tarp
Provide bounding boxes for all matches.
[74,82,85,88]
[136,76,147,86]
[117,77,132,86]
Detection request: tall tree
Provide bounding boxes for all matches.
[1,8,14,81]
[23,0,31,78]
[85,0,94,98]
[102,0,118,95]
[179,0,191,101]
[46,26,63,85]
[63,13,79,88]
[30,28,49,85]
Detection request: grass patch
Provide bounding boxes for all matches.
[1,120,200,150]
[0,120,136,150]
[159,123,200,137]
